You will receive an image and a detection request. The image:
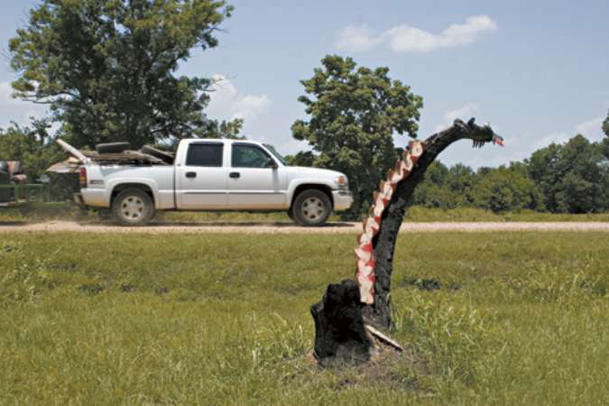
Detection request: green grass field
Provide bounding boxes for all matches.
[1,232,608,405]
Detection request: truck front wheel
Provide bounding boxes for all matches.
[112,189,154,226]
[291,189,332,227]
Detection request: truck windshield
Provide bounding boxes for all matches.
[263,144,287,165]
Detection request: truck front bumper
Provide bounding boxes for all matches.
[332,190,353,211]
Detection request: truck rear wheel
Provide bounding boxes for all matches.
[291,189,332,227]
[112,189,154,226]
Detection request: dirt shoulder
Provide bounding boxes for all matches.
[2,220,609,234]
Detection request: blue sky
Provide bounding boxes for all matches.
[1,0,608,168]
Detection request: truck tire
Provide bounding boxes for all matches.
[291,189,332,227]
[96,142,131,154]
[139,145,175,164]
[112,188,154,226]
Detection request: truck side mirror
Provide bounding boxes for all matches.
[266,159,278,169]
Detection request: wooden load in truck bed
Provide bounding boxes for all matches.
[47,140,175,173]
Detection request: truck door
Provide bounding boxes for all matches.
[227,143,287,209]
[175,142,228,209]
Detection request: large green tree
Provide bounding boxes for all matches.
[291,55,423,218]
[603,110,609,137]
[527,135,608,213]
[471,163,543,213]
[9,0,236,148]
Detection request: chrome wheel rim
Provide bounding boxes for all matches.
[120,196,145,221]
[301,197,325,222]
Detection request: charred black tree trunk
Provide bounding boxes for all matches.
[371,126,466,329]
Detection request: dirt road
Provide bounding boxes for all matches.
[2,220,609,234]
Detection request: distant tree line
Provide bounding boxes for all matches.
[411,132,609,214]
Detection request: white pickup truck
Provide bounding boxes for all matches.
[65,138,353,226]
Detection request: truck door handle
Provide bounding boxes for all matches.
[229,172,240,179]
[185,171,197,178]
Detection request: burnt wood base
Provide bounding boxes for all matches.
[310,279,371,366]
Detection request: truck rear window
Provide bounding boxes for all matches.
[186,144,223,167]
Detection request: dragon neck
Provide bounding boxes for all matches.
[417,124,469,167]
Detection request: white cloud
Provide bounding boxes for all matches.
[335,25,384,53]
[335,16,497,54]
[521,115,608,158]
[531,116,605,150]
[207,74,270,122]
[384,26,440,53]
[574,116,604,141]
[435,103,479,132]
[232,95,271,121]
[0,82,49,130]
[440,15,498,47]
[531,132,571,150]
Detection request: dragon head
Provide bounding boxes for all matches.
[455,118,504,148]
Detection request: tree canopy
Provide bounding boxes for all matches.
[526,135,608,213]
[291,55,423,217]
[406,129,609,215]
[9,0,236,148]
[473,164,543,213]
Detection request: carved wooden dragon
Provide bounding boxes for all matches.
[311,118,503,365]
[355,118,503,328]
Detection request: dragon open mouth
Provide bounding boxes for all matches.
[493,135,504,147]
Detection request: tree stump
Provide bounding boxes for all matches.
[310,279,371,366]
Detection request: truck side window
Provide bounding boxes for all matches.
[186,144,223,167]
[232,145,272,168]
